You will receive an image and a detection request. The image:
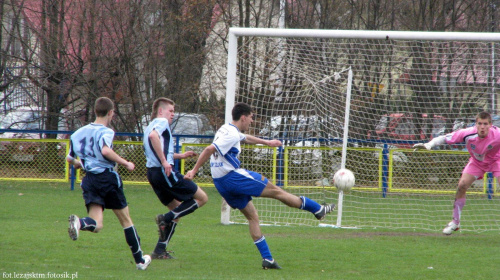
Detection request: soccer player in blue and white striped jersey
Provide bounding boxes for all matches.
[143,97,208,260]
[185,102,336,269]
[66,97,151,270]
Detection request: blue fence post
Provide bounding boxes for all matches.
[487,172,494,199]
[174,135,181,172]
[382,143,389,198]
[70,165,75,191]
[277,145,284,187]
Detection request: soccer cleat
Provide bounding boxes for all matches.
[151,251,175,259]
[442,221,460,235]
[314,203,336,220]
[68,214,80,241]
[136,255,152,270]
[262,259,281,270]
[155,214,167,241]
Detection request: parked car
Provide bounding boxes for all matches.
[369,113,446,147]
[256,115,343,181]
[259,114,342,142]
[0,107,77,162]
[141,112,215,144]
[170,113,215,144]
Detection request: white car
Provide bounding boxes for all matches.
[0,107,76,162]
[141,112,214,144]
[170,113,215,144]
[255,114,343,180]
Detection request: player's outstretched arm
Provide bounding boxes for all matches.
[174,150,198,159]
[412,143,431,151]
[412,135,447,152]
[243,134,282,147]
[102,145,135,171]
[185,145,216,180]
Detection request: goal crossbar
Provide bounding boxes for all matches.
[229,27,500,41]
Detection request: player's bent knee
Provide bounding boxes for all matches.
[196,195,208,207]
[93,224,103,233]
[457,183,470,193]
[195,189,208,207]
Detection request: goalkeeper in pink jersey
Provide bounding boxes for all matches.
[413,111,500,235]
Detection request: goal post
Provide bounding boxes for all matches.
[223,27,500,232]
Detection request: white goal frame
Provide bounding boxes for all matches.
[222,27,500,230]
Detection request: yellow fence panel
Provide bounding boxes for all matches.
[391,148,499,195]
[0,138,498,196]
[0,138,70,182]
[283,146,383,190]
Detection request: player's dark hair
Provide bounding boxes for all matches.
[94,97,114,117]
[232,102,253,121]
[152,97,175,119]
[476,111,492,123]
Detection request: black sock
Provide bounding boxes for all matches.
[81,217,97,232]
[124,225,144,264]
[154,221,177,254]
[163,199,199,223]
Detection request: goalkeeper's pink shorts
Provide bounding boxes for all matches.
[463,159,500,179]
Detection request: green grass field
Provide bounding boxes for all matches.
[1,181,499,280]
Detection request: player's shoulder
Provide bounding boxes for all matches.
[489,125,500,136]
[455,126,477,135]
[214,124,238,140]
[72,123,97,136]
[150,118,170,130]
[218,123,240,135]
[92,123,113,134]
[152,117,168,124]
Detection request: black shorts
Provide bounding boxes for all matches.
[147,167,198,206]
[80,169,128,210]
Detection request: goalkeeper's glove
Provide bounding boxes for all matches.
[412,143,431,151]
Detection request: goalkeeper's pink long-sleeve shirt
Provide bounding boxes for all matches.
[445,126,500,168]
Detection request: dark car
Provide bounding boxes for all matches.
[369,113,446,148]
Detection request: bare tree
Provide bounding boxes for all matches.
[2,0,221,136]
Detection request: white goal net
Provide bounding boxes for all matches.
[223,28,500,232]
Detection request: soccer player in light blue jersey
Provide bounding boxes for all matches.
[66,97,151,270]
[143,97,208,260]
[185,102,336,269]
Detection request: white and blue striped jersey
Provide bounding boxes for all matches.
[143,118,175,168]
[210,123,246,179]
[68,123,116,174]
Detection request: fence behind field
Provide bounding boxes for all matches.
[0,129,214,189]
[0,130,498,197]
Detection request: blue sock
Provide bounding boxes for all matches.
[124,225,144,264]
[80,217,97,232]
[299,196,321,213]
[254,236,273,261]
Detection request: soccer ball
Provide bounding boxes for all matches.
[333,168,355,191]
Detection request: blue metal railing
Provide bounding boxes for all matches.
[2,129,490,199]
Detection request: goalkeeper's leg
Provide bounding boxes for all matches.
[444,173,475,234]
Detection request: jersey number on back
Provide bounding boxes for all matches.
[79,137,96,157]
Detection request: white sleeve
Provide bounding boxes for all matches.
[426,135,447,149]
